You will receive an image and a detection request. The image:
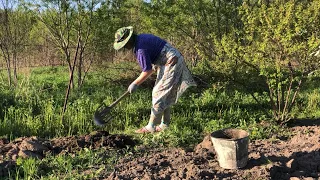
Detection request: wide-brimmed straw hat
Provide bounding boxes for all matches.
[113,26,133,50]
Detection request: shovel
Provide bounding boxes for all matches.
[94,91,130,126]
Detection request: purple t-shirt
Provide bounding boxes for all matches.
[134,34,166,72]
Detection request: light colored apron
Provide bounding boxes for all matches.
[151,43,197,116]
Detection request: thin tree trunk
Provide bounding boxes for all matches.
[5,54,12,86]
[77,51,83,88]
[13,49,18,86]
[1,47,12,86]
[61,37,81,120]
[65,51,74,89]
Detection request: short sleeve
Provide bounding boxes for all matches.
[136,49,152,72]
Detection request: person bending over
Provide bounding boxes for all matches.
[113,26,196,133]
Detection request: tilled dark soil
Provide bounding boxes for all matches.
[107,125,320,180]
[1,124,319,180]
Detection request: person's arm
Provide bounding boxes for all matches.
[133,70,153,85]
[128,49,154,93]
[127,70,153,93]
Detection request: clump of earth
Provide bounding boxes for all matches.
[0,131,136,177]
[1,122,320,180]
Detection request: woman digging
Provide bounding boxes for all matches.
[114,26,196,134]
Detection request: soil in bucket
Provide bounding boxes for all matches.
[211,128,249,169]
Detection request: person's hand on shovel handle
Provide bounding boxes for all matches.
[128,83,138,93]
[128,70,153,93]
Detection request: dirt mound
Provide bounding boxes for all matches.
[1,125,320,180]
[0,131,136,177]
[108,125,320,180]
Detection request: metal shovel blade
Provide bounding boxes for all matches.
[93,91,129,126]
[94,104,113,126]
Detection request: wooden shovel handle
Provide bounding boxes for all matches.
[109,91,130,108]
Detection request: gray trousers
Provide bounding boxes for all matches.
[149,107,171,126]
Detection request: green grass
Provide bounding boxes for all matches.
[0,62,318,140]
[5,148,119,180]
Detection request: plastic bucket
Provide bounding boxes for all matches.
[211,128,249,169]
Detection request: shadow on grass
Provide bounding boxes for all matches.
[173,95,269,118]
[287,118,320,127]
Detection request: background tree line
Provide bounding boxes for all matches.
[0,0,320,124]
